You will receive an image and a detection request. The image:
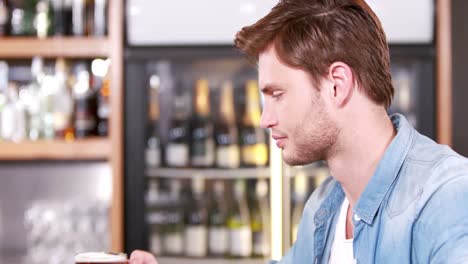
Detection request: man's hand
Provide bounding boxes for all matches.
[129,250,158,264]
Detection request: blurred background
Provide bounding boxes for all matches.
[0,0,466,263]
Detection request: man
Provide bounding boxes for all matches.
[130,0,468,263]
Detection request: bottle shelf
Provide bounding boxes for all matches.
[146,167,270,179]
[158,257,267,264]
[0,137,110,160]
[0,37,110,58]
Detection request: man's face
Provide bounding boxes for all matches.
[258,45,339,165]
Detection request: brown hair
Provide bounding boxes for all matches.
[235,0,394,108]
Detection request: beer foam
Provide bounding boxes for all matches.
[75,252,127,263]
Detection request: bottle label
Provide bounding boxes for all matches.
[166,143,189,167]
[208,227,228,255]
[230,226,252,257]
[191,138,215,166]
[241,144,268,166]
[185,225,208,257]
[216,145,240,168]
[241,128,265,145]
[216,130,236,145]
[75,117,97,131]
[164,232,184,255]
[145,148,160,167]
[168,125,188,141]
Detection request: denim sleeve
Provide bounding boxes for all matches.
[413,173,468,263]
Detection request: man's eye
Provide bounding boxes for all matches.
[272,91,283,99]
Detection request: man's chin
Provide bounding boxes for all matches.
[282,152,316,166]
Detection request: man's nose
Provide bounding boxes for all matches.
[260,103,277,129]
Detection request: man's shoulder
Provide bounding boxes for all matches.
[408,137,468,262]
[405,131,468,182]
[414,138,468,201]
[407,131,468,169]
[388,131,468,215]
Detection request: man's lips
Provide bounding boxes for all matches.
[272,134,287,140]
[272,135,287,148]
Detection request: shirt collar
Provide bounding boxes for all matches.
[353,113,415,225]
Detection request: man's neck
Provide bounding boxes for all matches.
[327,109,396,209]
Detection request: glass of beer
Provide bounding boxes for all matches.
[75,252,128,264]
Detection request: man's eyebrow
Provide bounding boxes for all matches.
[261,83,281,93]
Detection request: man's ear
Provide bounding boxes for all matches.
[325,62,355,108]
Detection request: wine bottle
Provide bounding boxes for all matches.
[53,58,74,140]
[240,80,268,167]
[291,169,308,244]
[251,179,270,258]
[215,81,240,168]
[51,0,72,36]
[190,79,215,167]
[145,74,161,168]
[146,180,163,255]
[22,0,37,36]
[208,180,229,257]
[72,0,85,35]
[163,179,184,256]
[94,58,111,137]
[166,92,190,167]
[0,61,8,139]
[0,0,10,36]
[184,177,208,257]
[84,0,94,35]
[228,179,252,258]
[73,62,97,138]
[27,57,45,140]
[34,0,51,38]
[50,0,63,35]
[93,0,106,36]
[3,83,27,141]
[39,61,55,140]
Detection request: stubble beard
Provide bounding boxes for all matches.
[282,101,339,166]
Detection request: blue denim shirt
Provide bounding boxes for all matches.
[271,114,468,264]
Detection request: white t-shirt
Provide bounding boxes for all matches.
[329,198,355,264]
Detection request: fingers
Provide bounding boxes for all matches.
[129,250,158,264]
